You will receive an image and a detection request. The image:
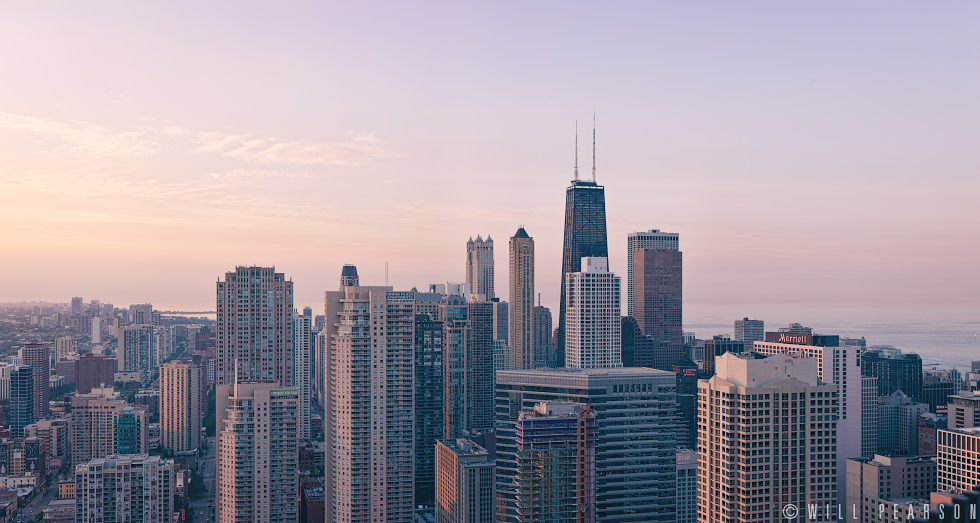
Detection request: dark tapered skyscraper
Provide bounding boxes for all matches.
[557,124,608,367]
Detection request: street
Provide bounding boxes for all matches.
[188,436,216,522]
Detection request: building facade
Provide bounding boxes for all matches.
[631,248,683,371]
[76,354,117,394]
[71,389,148,467]
[294,313,313,440]
[861,346,923,403]
[626,229,678,317]
[435,438,494,523]
[10,366,33,438]
[75,454,174,523]
[415,313,444,506]
[698,352,839,522]
[466,235,495,300]
[508,228,535,370]
[159,362,201,452]
[563,257,621,369]
[936,428,980,494]
[733,318,764,350]
[21,342,50,420]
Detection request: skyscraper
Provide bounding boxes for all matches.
[54,336,77,361]
[698,352,839,522]
[159,361,201,452]
[216,382,299,523]
[467,300,495,435]
[508,227,534,370]
[21,342,50,419]
[10,365,33,438]
[564,257,622,369]
[861,346,923,403]
[937,428,980,494]
[626,230,679,317]
[466,235,495,300]
[733,317,764,349]
[71,389,148,464]
[496,367,677,522]
[119,324,154,374]
[632,248,683,371]
[75,454,175,523]
[512,402,597,523]
[76,353,117,394]
[415,313,444,506]
[215,266,294,386]
[339,264,359,287]
[558,168,608,367]
[532,303,554,368]
[294,313,313,440]
[324,280,415,523]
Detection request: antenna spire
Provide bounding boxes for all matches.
[574,121,579,181]
[591,113,596,182]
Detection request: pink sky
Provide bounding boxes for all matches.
[0,2,977,316]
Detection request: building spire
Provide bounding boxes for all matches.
[574,120,579,181]
[591,113,596,182]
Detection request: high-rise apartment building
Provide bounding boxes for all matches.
[626,230,678,317]
[496,367,677,522]
[340,264,359,287]
[632,248,683,371]
[314,330,326,409]
[441,296,494,439]
[937,428,980,494]
[492,300,508,343]
[77,354,117,394]
[845,455,937,523]
[416,313,444,506]
[512,402,597,523]
[216,266,294,386]
[877,391,929,456]
[216,383,299,523]
[294,313,313,440]
[10,365,33,438]
[54,336,77,361]
[862,376,879,457]
[71,297,83,315]
[21,342,50,419]
[564,257,621,369]
[119,324,153,374]
[324,282,415,523]
[435,438,495,523]
[75,454,174,523]
[466,235,495,300]
[698,352,839,522]
[754,331,862,503]
[532,303,554,368]
[71,389,148,464]
[159,362,200,452]
[129,303,154,325]
[558,177,608,368]
[509,227,535,370]
[91,317,102,344]
[733,317,764,349]
[861,346,923,403]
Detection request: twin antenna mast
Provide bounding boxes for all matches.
[573,113,597,183]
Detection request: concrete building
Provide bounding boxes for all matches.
[558,176,608,368]
[626,229,679,317]
[91,317,101,344]
[435,438,494,523]
[877,391,929,456]
[676,448,697,523]
[294,313,313,440]
[216,266,294,387]
[733,318,764,350]
[76,354,117,394]
[937,427,980,494]
[496,367,677,522]
[862,376,879,457]
[532,303,554,368]
[698,352,839,522]
[702,335,744,376]
[948,391,980,429]
[508,227,535,370]
[632,248,683,371]
[466,235,495,300]
[159,362,200,452]
[21,342,50,419]
[564,257,621,369]
[75,454,174,523]
[440,295,494,440]
[512,402,597,523]
[71,389,148,465]
[844,454,937,523]
[324,281,415,523]
[216,383,299,523]
[54,336,77,361]
[754,331,862,503]
[119,324,154,374]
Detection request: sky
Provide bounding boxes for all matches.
[0,2,977,320]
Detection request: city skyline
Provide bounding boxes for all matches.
[1,3,977,317]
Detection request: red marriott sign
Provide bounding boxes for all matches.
[764,332,813,345]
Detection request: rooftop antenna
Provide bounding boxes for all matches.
[385,260,389,286]
[538,292,541,307]
[591,113,597,182]
[574,121,579,181]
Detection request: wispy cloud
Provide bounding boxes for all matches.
[209,169,315,180]
[0,112,157,156]
[195,131,394,166]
